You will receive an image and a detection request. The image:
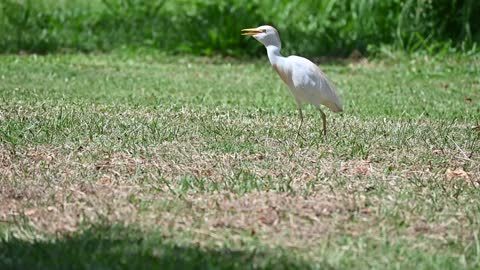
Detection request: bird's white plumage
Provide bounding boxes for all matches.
[281,55,342,112]
[242,25,343,135]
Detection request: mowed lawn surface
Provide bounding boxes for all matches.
[0,53,479,269]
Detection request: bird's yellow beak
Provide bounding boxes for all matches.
[241,28,262,36]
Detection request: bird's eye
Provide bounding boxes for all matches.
[262,29,267,33]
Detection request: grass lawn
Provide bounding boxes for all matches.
[0,52,479,269]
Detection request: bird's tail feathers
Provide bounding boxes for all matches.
[324,99,343,113]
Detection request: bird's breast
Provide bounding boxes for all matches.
[272,64,293,87]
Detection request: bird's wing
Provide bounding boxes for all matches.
[289,56,343,112]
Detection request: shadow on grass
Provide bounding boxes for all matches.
[0,225,315,270]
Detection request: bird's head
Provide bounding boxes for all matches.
[241,25,281,48]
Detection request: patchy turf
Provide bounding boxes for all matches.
[0,52,479,269]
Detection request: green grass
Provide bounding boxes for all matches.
[0,52,479,269]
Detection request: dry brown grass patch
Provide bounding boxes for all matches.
[1,142,478,248]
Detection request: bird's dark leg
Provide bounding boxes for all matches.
[317,107,327,136]
[295,107,304,140]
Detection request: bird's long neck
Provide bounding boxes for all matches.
[266,45,284,66]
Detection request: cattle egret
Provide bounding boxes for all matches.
[242,25,343,136]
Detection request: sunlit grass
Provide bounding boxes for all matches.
[0,53,479,269]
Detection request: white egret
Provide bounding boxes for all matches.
[242,25,343,136]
